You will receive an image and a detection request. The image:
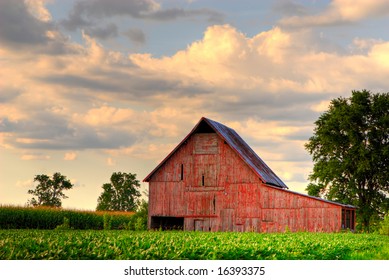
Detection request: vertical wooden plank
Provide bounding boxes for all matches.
[220,209,235,231]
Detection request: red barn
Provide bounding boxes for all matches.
[143,117,356,232]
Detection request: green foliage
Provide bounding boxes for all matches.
[378,214,389,235]
[27,172,74,207]
[55,217,72,230]
[306,182,326,197]
[127,200,148,231]
[305,90,389,231]
[96,172,141,212]
[0,231,388,260]
[103,214,112,230]
[0,205,133,230]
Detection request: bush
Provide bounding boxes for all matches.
[378,214,389,235]
[127,200,148,231]
[55,217,72,230]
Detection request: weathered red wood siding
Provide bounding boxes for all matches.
[148,132,343,232]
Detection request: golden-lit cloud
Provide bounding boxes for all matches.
[1,0,389,203]
[279,0,389,28]
[75,106,137,127]
[25,0,52,22]
[2,21,389,158]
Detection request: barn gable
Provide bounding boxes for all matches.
[144,117,288,189]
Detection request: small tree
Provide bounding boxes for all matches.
[96,172,141,212]
[27,172,74,207]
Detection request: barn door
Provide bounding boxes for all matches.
[194,220,204,231]
[220,209,235,232]
[194,219,211,231]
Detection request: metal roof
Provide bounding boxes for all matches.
[144,117,288,189]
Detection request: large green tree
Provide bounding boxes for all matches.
[27,172,74,207]
[96,172,141,212]
[305,90,389,231]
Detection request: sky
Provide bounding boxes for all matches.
[1,0,389,211]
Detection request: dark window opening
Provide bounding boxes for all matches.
[202,175,205,186]
[180,164,184,180]
[150,216,184,230]
[193,121,216,134]
[342,209,355,230]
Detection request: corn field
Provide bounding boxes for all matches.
[1,230,388,260]
[0,205,134,230]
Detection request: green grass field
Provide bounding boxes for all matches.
[1,230,388,260]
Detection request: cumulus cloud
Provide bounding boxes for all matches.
[279,0,389,28]
[133,24,389,94]
[2,22,389,155]
[0,0,52,46]
[2,0,389,192]
[0,0,79,55]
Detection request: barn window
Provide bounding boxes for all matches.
[180,164,184,180]
[202,174,205,186]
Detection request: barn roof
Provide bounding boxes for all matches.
[143,117,288,189]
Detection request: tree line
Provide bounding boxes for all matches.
[27,171,142,212]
